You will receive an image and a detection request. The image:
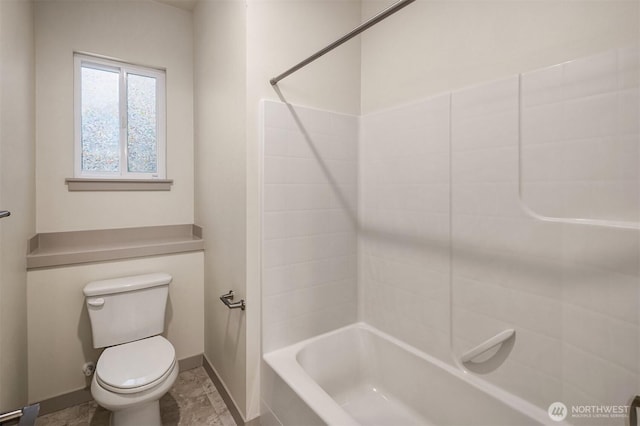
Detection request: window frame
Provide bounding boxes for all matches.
[74,53,167,180]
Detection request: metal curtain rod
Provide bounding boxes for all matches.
[269,0,416,86]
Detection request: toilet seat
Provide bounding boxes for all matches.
[96,336,176,395]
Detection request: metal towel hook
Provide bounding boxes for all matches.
[220,290,246,311]
[0,211,10,219]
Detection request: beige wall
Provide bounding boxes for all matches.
[246,0,361,421]
[192,0,362,420]
[246,0,361,116]
[0,0,35,412]
[27,252,204,403]
[361,0,640,113]
[34,0,194,232]
[27,0,204,406]
[193,0,249,419]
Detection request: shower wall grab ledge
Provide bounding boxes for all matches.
[518,199,640,230]
[461,329,515,364]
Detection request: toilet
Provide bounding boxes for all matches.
[83,273,178,426]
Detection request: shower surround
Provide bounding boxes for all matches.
[261,47,639,426]
[261,101,359,354]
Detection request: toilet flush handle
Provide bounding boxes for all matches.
[87,298,105,307]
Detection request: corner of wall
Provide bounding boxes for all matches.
[0,0,36,411]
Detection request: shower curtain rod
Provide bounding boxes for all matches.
[269,0,416,86]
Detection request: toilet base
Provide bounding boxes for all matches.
[111,400,161,426]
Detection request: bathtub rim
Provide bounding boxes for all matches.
[263,321,568,426]
[263,333,359,426]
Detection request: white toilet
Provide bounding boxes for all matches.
[83,272,178,426]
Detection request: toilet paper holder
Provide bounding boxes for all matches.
[220,290,246,311]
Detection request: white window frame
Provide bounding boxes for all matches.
[74,53,166,179]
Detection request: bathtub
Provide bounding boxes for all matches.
[263,323,557,426]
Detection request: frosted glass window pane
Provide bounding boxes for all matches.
[81,67,120,172]
[127,74,157,173]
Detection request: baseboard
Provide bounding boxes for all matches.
[246,414,263,426]
[37,353,205,416]
[178,353,203,371]
[37,388,93,416]
[202,355,261,426]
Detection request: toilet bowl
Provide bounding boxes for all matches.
[91,336,178,426]
[83,273,176,426]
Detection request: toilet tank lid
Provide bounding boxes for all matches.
[83,273,172,297]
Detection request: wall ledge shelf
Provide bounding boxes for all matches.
[65,178,173,191]
[27,224,203,270]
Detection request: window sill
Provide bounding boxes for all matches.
[65,178,173,191]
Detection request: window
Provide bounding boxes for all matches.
[74,54,166,179]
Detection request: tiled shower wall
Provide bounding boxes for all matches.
[360,94,452,362]
[449,75,566,408]
[261,100,359,353]
[262,46,639,423]
[360,46,639,421]
[517,47,640,415]
[521,48,639,223]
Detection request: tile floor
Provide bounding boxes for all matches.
[36,367,237,426]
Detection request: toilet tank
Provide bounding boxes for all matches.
[83,273,172,348]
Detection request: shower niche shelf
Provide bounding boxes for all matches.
[518,46,640,231]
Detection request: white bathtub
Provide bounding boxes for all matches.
[263,323,558,426]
